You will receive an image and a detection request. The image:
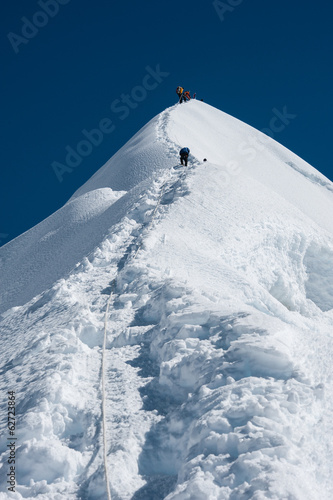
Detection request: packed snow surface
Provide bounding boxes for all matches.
[1,101,333,499]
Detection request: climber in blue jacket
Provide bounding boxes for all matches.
[179,147,190,166]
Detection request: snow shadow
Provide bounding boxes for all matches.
[131,474,177,500]
[304,242,333,311]
[286,161,333,193]
[160,168,191,205]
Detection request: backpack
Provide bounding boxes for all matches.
[180,147,190,155]
[176,86,184,94]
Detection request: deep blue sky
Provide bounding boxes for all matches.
[1,0,332,245]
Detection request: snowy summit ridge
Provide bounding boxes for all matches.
[1,101,333,499]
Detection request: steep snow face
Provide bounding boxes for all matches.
[69,113,172,198]
[1,101,333,500]
[0,113,174,314]
[168,102,333,235]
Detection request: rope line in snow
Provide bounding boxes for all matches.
[102,277,115,500]
[101,106,195,497]
[100,176,171,498]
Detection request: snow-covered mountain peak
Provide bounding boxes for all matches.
[1,101,333,499]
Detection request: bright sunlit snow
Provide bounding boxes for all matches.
[1,101,333,499]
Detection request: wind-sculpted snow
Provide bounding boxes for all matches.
[0,188,125,314]
[1,101,333,499]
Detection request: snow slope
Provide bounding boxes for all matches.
[1,101,333,499]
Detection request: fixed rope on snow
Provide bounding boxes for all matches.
[100,177,170,497]
[101,278,116,500]
[101,107,198,497]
